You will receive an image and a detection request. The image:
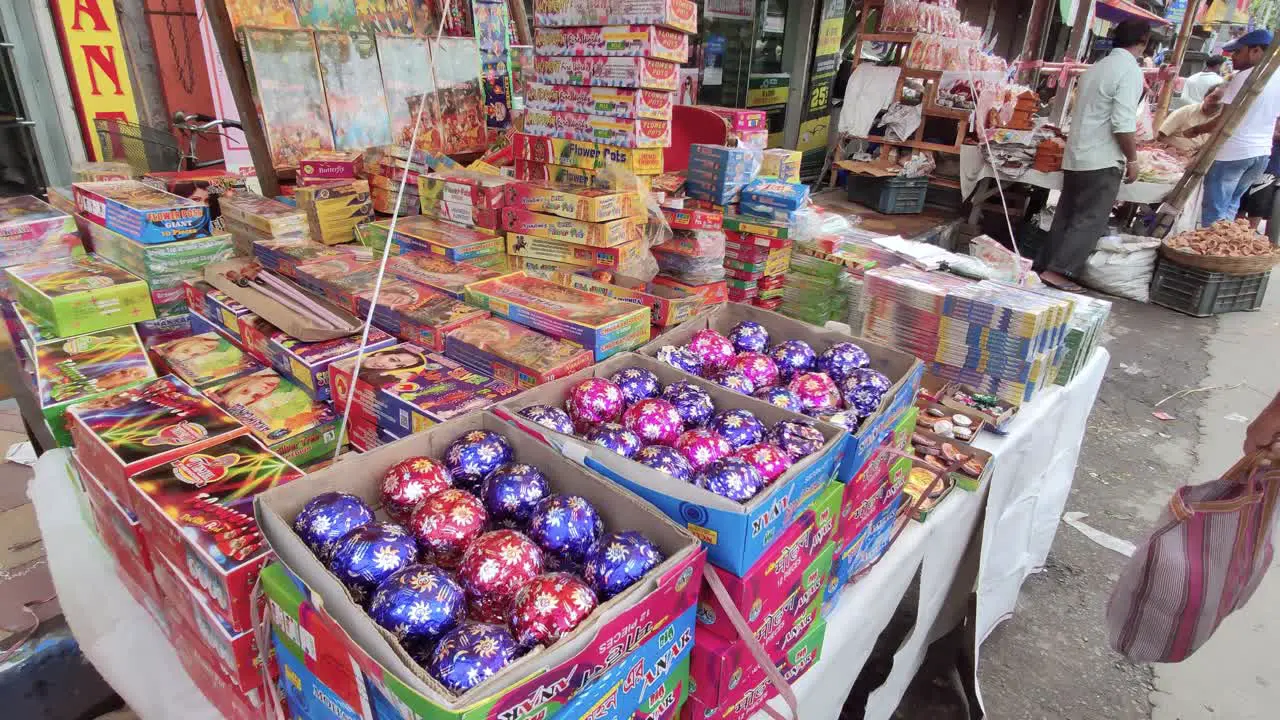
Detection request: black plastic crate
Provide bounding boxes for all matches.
[847,175,929,214]
[1149,257,1270,317]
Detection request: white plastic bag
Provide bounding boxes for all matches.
[1080,234,1161,302]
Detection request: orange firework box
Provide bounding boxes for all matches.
[526,83,674,121]
[298,151,362,185]
[662,206,724,231]
[524,108,671,149]
[532,25,690,62]
[504,182,644,222]
[533,55,680,91]
[501,207,642,247]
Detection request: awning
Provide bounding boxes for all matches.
[1095,0,1174,25]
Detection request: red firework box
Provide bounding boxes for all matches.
[372,187,422,216]
[505,231,647,271]
[533,55,680,92]
[501,207,641,247]
[352,278,491,352]
[417,170,512,211]
[533,0,698,33]
[254,411,705,719]
[67,375,249,516]
[0,195,85,266]
[702,106,768,132]
[236,314,281,364]
[651,275,728,305]
[504,182,644,223]
[682,618,826,720]
[526,83,675,121]
[524,108,672,149]
[77,454,157,602]
[443,315,594,389]
[655,230,722,257]
[533,25,691,63]
[298,151,362,186]
[166,606,267,720]
[662,206,723,231]
[723,229,792,249]
[128,432,303,631]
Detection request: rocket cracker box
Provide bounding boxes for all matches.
[34,325,157,446]
[203,368,342,467]
[66,375,250,515]
[5,255,155,337]
[152,331,265,389]
[128,433,303,632]
[0,195,86,264]
[73,180,210,244]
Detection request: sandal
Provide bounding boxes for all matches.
[1039,272,1086,293]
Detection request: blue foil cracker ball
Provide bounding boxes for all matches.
[328,521,419,601]
[841,368,892,406]
[583,422,643,458]
[479,463,550,528]
[427,622,518,694]
[661,381,716,428]
[709,409,766,450]
[445,430,514,493]
[711,369,756,396]
[694,456,765,502]
[655,345,703,376]
[368,564,465,654]
[632,445,695,482]
[768,340,816,381]
[767,419,827,462]
[728,320,770,354]
[608,367,662,407]
[583,531,664,600]
[753,385,803,414]
[517,405,574,435]
[820,410,862,433]
[528,494,604,565]
[816,342,871,383]
[294,492,374,561]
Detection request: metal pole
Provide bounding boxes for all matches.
[1049,0,1095,125]
[1154,0,1206,127]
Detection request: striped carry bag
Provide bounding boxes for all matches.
[1106,451,1280,663]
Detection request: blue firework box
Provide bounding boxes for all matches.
[740,178,810,211]
[638,301,924,483]
[73,181,210,244]
[496,351,845,575]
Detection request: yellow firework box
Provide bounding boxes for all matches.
[506,232,647,271]
[294,180,373,245]
[503,183,644,222]
[513,133,664,175]
[501,207,642,247]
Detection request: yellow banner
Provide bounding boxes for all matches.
[52,0,141,161]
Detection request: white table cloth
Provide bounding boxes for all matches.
[959,145,1174,204]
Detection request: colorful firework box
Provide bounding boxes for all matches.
[501,207,641,247]
[34,325,157,446]
[533,0,698,33]
[533,25,690,62]
[250,239,343,278]
[651,275,728,305]
[294,180,373,245]
[298,151,362,185]
[554,271,702,327]
[182,280,254,342]
[232,314,279,364]
[6,255,155,337]
[363,215,505,262]
[266,327,396,402]
[722,213,790,239]
[383,252,505,300]
[152,331,265,389]
[443,315,594,389]
[465,272,650,360]
[88,221,236,282]
[329,344,519,435]
[741,178,810,211]
[533,55,679,91]
[684,618,825,720]
[254,410,703,719]
[242,29,335,169]
[759,149,802,183]
[505,231,646,271]
[513,132,665,175]
[129,432,302,631]
[703,106,768,132]
[219,193,309,238]
[418,196,501,229]
[67,375,249,513]
[203,368,341,467]
[136,314,194,350]
[291,254,375,299]
[504,181,644,222]
[371,186,422,216]
[72,181,210,244]
[353,278,491,351]
[78,453,158,609]
[526,82,674,121]
[525,107,671,149]
[662,206,723,231]
[739,201,799,225]
[416,170,512,211]
[0,195,85,265]
[513,159,654,192]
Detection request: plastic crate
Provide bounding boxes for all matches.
[1149,257,1270,317]
[847,174,929,214]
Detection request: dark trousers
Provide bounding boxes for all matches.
[1034,166,1123,278]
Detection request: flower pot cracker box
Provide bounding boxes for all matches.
[6,255,155,337]
[203,368,342,467]
[152,331,265,389]
[533,25,690,62]
[533,55,679,91]
[464,272,650,361]
[501,207,642,247]
[513,132,664,175]
[504,182,645,222]
[0,195,86,266]
[129,433,303,631]
[265,327,397,402]
[35,325,157,446]
[505,232,646,272]
[443,315,594,389]
[533,0,698,33]
[73,180,210,244]
[66,375,250,515]
[526,83,675,122]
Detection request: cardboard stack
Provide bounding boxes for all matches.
[294,179,373,246]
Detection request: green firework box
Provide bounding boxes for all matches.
[66,375,250,515]
[152,331,265,389]
[129,433,303,632]
[6,255,155,337]
[254,411,704,720]
[34,325,157,446]
[202,368,342,467]
[88,220,237,282]
[73,180,210,244]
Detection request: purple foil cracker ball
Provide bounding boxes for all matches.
[820,410,862,433]
[768,340,816,381]
[840,369,891,416]
[711,369,756,396]
[753,385,803,414]
[709,409,766,450]
[444,430,514,492]
[328,522,419,602]
[368,564,465,654]
[661,381,716,428]
[728,320,770,354]
[479,463,550,528]
[656,345,703,376]
[816,342,870,383]
[609,367,662,407]
[633,445,694,482]
[694,457,765,502]
[528,494,604,566]
[583,531,664,600]
[767,419,827,462]
[517,404,574,435]
[427,622,517,694]
[583,422,643,458]
[730,352,779,390]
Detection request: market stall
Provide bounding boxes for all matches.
[958,145,1177,206]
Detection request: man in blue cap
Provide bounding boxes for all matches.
[1188,28,1280,225]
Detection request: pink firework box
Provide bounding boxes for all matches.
[353,278,491,352]
[418,197,501,230]
[532,0,698,34]
[501,207,642,247]
[526,83,674,121]
[253,410,705,718]
[384,252,505,300]
[463,272,651,361]
[66,375,250,515]
[838,448,911,550]
[504,181,644,222]
[266,326,397,402]
[416,170,513,211]
[152,331,265,389]
[702,106,768,132]
[443,315,595,389]
[533,25,690,63]
[524,108,672,149]
[683,618,826,720]
[0,195,85,264]
[129,433,304,632]
[533,55,679,92]
[662,206,723,231]
[505,232,647,272]
[298,151,363,186]
[552,272,702,327]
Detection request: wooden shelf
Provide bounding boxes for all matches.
[924,103,971,120]
[902,68,943,80]
[930,177,962,189]
[860,32,915,43]
[849,135,963,154]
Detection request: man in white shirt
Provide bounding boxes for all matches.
[1189,29,1280,226]
[1182,55,1226,103]
[1159,86,1223,153]
[1035,20,1149,292]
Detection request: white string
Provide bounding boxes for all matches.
[333,1,455,461]
[964,55,1029,285]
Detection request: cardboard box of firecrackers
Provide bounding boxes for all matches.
[251,239,346,278]
[219,193,309,240]
[533,0,699,33]
[33,325,157,446]
[525,83,675,121]
[182,280,254,343]
[512,159,654,192]
[552,271,702,327]
[152,331,264,389]
[417,170,513,211]
[504,182,644,223]
[5,255,155,337]
[266,326,397,402]
[297,150,362,185]
[443,316,594,389]
[360,215,505,262]
[532,55,680,92]
[72,180,210,244]
[293,180,373,246]
[532,25,691,62]
[202,368,342,467]
[512,132,665,175]
[383,254,507,301]
[522,108,672,149]
[291,255,375,300]
[77,452,158,606]
[505,232,646,272]
[501,207,642,248]
[0,195,86,266]
[353,278,491,352]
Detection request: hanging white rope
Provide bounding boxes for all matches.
[964,55,1029,284]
